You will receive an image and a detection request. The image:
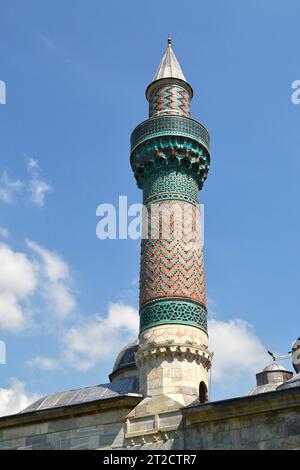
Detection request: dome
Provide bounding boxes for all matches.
[109,338,139,383]
[263,363,287,372]
[248,363,293,396]
[277,373,300,391]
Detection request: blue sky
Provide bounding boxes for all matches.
[0,0,299,413]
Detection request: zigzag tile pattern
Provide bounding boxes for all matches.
[149,84,190,117]
[140,200,206,308]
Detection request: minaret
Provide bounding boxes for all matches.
[130,37,212,412]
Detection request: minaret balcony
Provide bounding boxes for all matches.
[131,115,210,154]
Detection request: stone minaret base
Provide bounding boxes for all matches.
[128,324,212,419]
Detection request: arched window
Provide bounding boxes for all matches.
[199,381,208,404]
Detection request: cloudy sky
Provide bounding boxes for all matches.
[0,0,299,416]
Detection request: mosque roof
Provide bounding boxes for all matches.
[248,383,280,396]
[21,377,140,413]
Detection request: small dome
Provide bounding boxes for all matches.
[248,362,293,396]
[263,363,287,372]
[277,373,300,391]
[109,338,138,383]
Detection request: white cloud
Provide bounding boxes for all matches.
[26,239,69,281]
[28,179,51,207]
[0,243,37,331]
[0,227,9,239]
[0,159,51,207]
[64,303,139,370]
[26,356,58,370]
[45,283,76,318]
[0,171,23,204]
[0,293,27,331]
[0,378,40,417]
[0,244,37,297]
[26,239,76,318]
[0,239,75,331]
[26,158,52,207]
[208,318,268,394]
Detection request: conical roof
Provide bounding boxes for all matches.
[153,34,186,82]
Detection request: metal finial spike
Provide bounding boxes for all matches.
[168,34,171,46]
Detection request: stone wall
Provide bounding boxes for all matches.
[125,387,300,450]
[183,387,300,450]
[0,387,299,450]
[0,397,141,450]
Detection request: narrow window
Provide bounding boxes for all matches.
[199,381,208,404]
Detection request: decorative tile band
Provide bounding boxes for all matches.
[149,84,190,118]
[131,136,210,190]
[130,115,210,153]
[140,299,207,332]
[143,169,199,205]
[144,192,198,205]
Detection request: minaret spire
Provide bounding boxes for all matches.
[152,35,187,82]
[146,35,193,103]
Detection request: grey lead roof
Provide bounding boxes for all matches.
[21,377,140,414]
[248,383,280,396]
[153,35,186,82]
[112,337,138,373]
[262,363,287,372]
[277,373,300,391]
